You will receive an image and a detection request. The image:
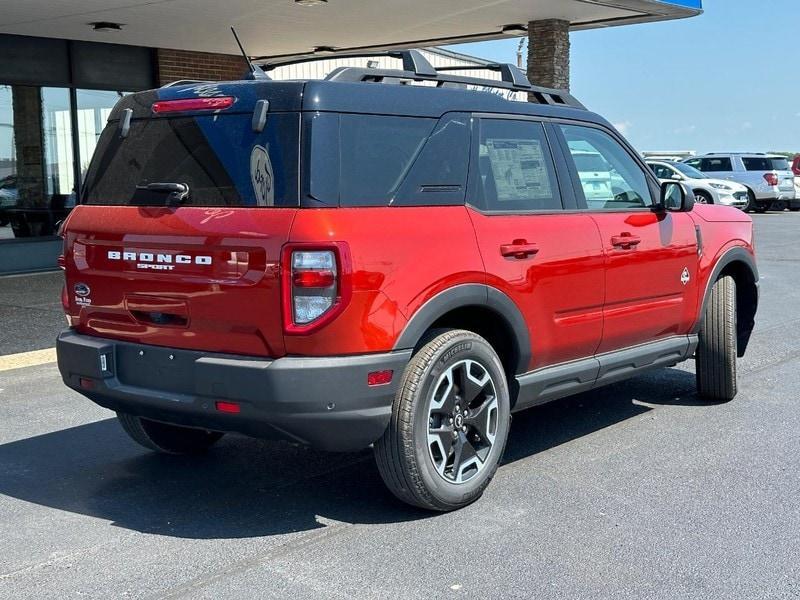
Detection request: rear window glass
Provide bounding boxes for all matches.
[742,157,772,171]
[769,157,790,170]
[83,114,299,207]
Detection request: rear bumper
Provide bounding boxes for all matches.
[57,330,411,451]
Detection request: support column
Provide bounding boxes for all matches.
[527,19,571,96]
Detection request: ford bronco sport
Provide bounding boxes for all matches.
[56,51,759,511]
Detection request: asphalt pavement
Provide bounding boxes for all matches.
[0,213,798,599]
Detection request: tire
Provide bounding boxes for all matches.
[374,329,511,511]
[696,275,737,402]
[790,206,800,212]
[117,412,224,454]
[744,190,756,213]
[694,190,713,205]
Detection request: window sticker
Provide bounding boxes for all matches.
[250,145,274,206]
[485,138,552,201]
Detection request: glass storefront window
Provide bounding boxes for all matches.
[76,89,127,184]
[0,86,128,242]
[0,85,73,240]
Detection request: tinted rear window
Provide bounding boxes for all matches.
[742,157,772,171]
[83,114,299,207]
[769,157,790,170]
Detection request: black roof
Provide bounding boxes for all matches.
[109,50,609,128]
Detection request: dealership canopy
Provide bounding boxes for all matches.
[0,0,702,57]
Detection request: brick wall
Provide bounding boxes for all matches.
[155,48,248,85]
[527,19,571,94]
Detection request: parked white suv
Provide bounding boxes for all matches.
[646,160,748,209]
[683,153,797,212]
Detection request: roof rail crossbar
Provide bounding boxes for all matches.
[437,63,531,89]
[257,49,437,78]
[324,65,586,110]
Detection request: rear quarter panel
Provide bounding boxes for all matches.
[285,206,485,356]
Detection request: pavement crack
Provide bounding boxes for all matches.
[151,521,357,600]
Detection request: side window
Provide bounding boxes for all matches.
[699,157,732,172]
[473,119,561,212]
[650,164,673,179]
[339,114,434,207]
[742,157,771,171]
[684,158,702,170]
[392,113,471,206]
[559,124,653,210]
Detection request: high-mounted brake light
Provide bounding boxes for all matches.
[281,243,351,334]
[763,173,779,186]
[152,96,235,114]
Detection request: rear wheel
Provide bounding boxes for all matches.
[117,412,224,454]
[374,329,511,511]
[696,275,737,402]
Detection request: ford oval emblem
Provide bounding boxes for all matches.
[74,283,91,297]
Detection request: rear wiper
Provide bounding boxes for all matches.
[135,182,190,206]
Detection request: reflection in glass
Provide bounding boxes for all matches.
[76,89,127,183]
[0,85,74,239]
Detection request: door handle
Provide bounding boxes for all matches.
[610,233,642,249]
[500,240,539,259]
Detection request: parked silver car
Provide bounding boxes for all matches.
[683,153,797,212]
[646,160,748,209]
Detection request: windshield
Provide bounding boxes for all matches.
[673,162,706,179]
[83,114,299,207]
[573,154,609,172]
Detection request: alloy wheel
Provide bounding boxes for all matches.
[426,359,499,484]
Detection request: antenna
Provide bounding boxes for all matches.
[231,27,269,80]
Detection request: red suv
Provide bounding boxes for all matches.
[56,52,759,511]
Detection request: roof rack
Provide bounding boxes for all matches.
[259,49,437,77]
[258,49,585,109]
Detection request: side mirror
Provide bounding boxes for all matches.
[670,173,683,181]
[660,181,694,212]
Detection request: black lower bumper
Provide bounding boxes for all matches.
[56,330,411,451]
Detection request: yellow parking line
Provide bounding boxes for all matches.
[0,348,57,373]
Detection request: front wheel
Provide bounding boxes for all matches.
[696,275,737,402]
[744,190,756,213]
[374,329,511,511]
[117,412,224,454]
[694,190,713,204]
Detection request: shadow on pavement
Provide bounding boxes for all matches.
[0,368,697,539]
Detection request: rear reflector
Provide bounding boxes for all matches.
[292,269,335,288]
[367,370,393,386]
[215,401,241,414]
[79,378,94,390]
[152,96,235,114]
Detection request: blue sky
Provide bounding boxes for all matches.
[445,0,799,154]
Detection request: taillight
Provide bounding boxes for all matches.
[764,173,779,186]
[281,243,351,334]
[152,96,235,114]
